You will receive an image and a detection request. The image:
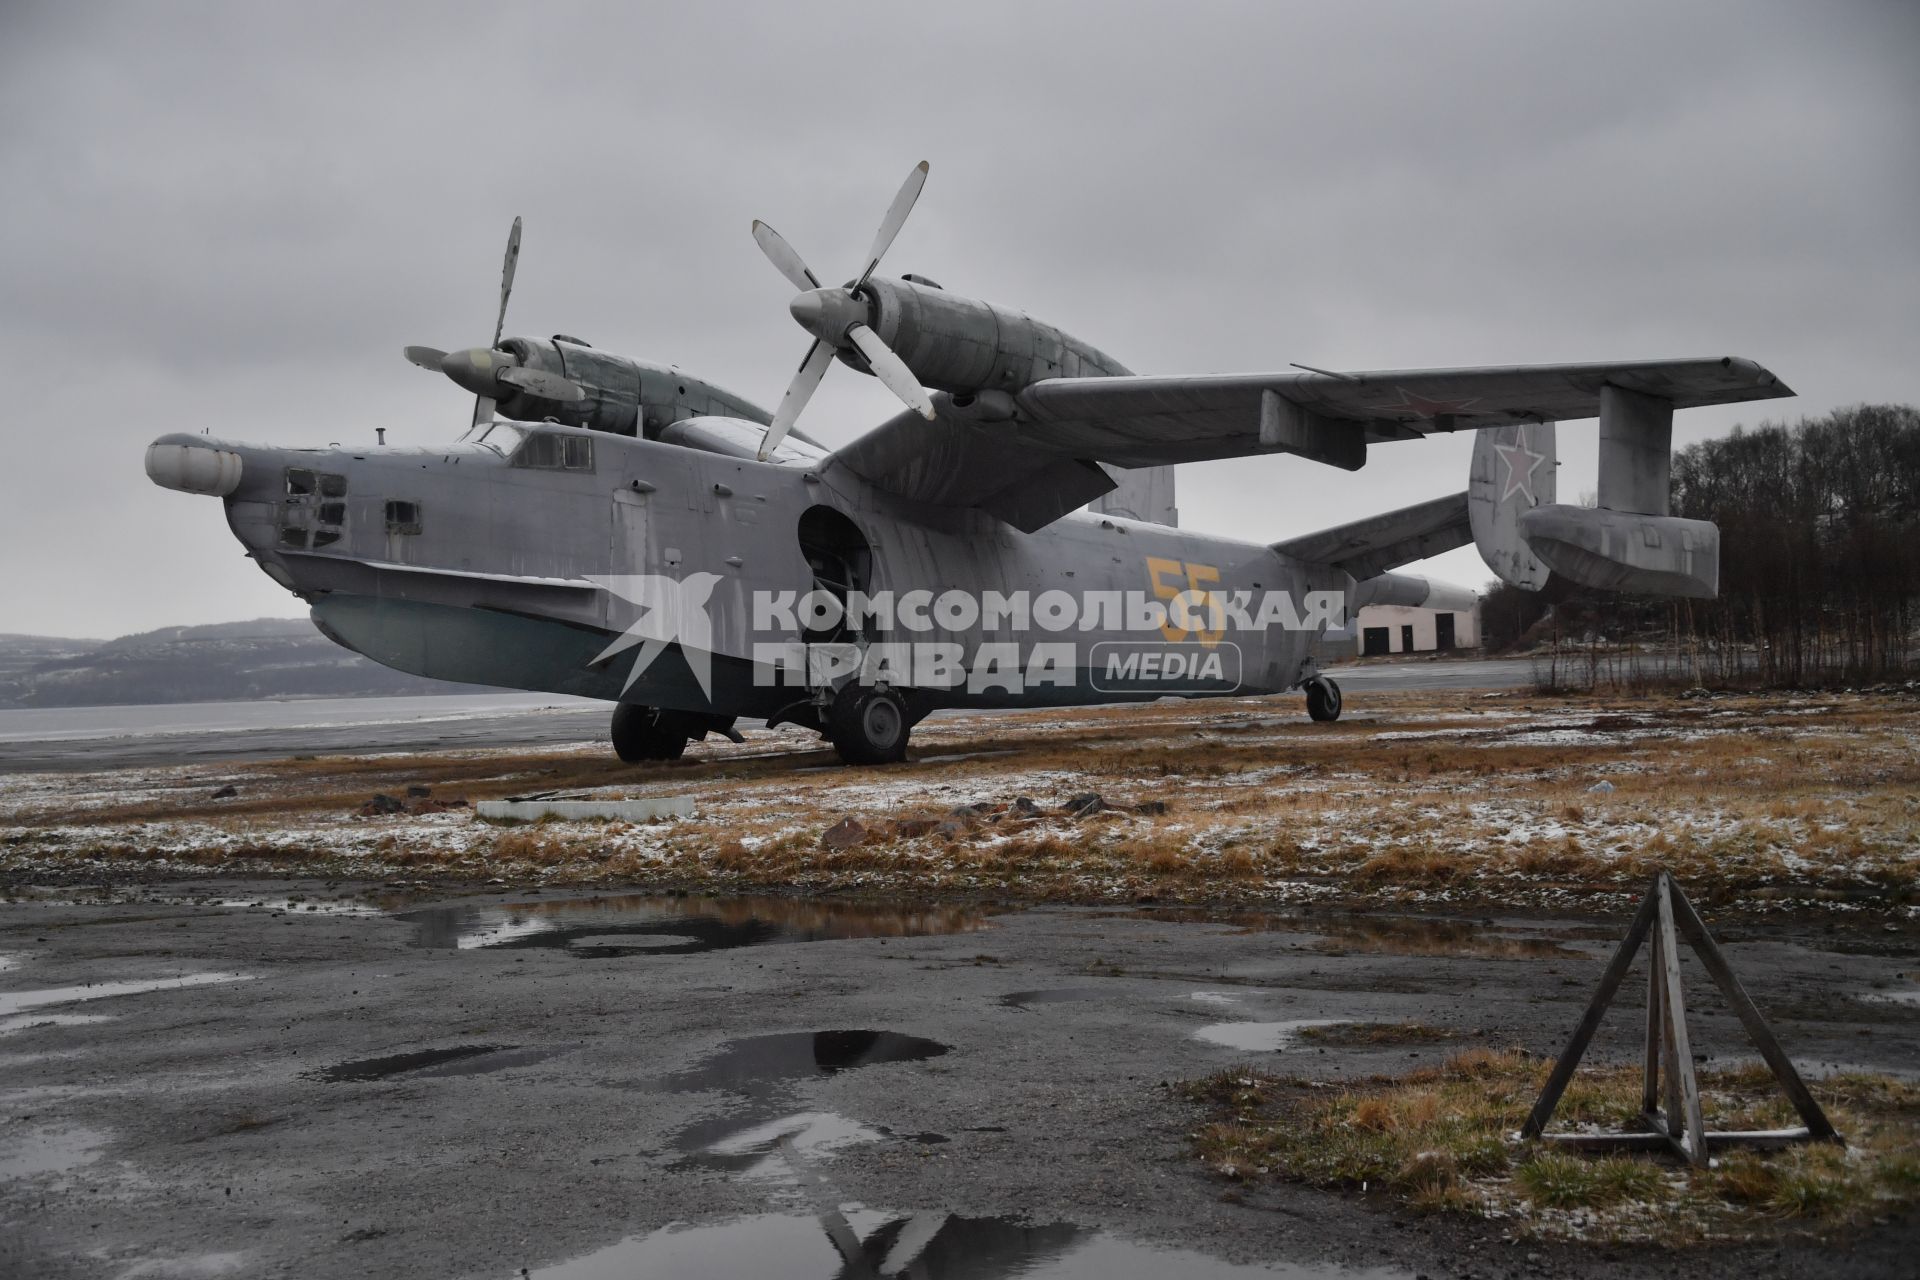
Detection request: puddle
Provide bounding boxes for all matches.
[1195,1020,1348,1052]
[0,956,17,972]
[0,972,254,1017]
[0,1123,107,1178]
[1190,990,1243,1006]
[218,897,385,916]
[529,1209,1409,1278]
[661,1030,951,1175]
[400,893,987,956]
[1863,987,1919,1008]
[1119,906,1585,959]
[662,1030,949,1094]
[1001,987,1107,1009]
[309,1043,565,1083]
[0,1012,116,1037]
[1309,916,1585,960]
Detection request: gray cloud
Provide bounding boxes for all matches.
[2,0,1915,636]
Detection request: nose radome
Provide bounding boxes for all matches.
[146,436,242,496]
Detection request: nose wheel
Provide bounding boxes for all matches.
[1304,676,1343,722]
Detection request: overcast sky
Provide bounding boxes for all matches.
[2,0,1915,639]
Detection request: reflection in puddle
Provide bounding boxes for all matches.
[663,1030,949,1095]
[0,1123,106,1178]
[310,1043,565,1083]
[1120,906,1586,960]
[1001,987,1107,1009]
[662,1030,950,1176]
[1310,917,1584,960]
[1195,1020,1348,1052]
[400,894,987,956]
[0,972,253,1018]
[531,1209,1406,1278]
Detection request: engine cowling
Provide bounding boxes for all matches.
[859,277,1130,393]
[491,338,771,439]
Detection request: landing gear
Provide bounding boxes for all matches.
[827,684,910,765]
[1304,676,1343,722]
[610,704,688,762]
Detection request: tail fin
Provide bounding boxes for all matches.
[1469,423,1556,590]
[1470,393,1718,598]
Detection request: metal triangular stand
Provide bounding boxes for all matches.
[1522,872,1841,1167]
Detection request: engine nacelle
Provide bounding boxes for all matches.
[860,277,1131,393]
[491,338,770,439]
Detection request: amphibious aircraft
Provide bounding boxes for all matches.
[147,163,1792,764]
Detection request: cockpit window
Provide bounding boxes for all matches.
[512,431,593,471]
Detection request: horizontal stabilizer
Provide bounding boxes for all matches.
[1272,491,1472,579]
[1353,572,1479,614]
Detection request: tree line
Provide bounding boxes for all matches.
[1482,404,1920,685]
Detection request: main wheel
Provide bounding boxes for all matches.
[1305,677,1343,722]
[827,685,910,765]
[611,704,690,763]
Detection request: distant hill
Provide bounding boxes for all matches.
[0,618,489,708]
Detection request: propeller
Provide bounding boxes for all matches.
[402,215,581,427]
[750,162,937,461]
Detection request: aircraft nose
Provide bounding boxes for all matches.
[146,435,242,496]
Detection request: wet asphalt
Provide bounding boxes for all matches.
[1,883,1916,1279]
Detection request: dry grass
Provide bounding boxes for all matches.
[3,689,1916,913]
[1185,1048,1920,1242]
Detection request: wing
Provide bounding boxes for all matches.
[826,358,1791,531]
[1012,358,1792,469]
[1271,491,1471,579]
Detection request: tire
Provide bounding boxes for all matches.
[1305,677,1343,722]
[827,685,910,765]
[611,704,690,763]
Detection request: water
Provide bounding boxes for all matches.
[310,1043,568,1082]
[1000,988,1108,1009]
[0,691,600,744]
[529,1210,1410,1279]
[660,1031,950,1095]
[401,894,988,956]
[659,1030,951,1178]
[1195,1020,1349,1052]
[0,972,253,1018]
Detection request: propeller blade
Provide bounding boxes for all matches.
[472,396,495,430]
[752,220,821,293]
[498,365,586,402]
[492,215,522,347]
[758,340,835,461]
[847,324,935,420]
[404,345,448,371]
[853,160,928,291]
